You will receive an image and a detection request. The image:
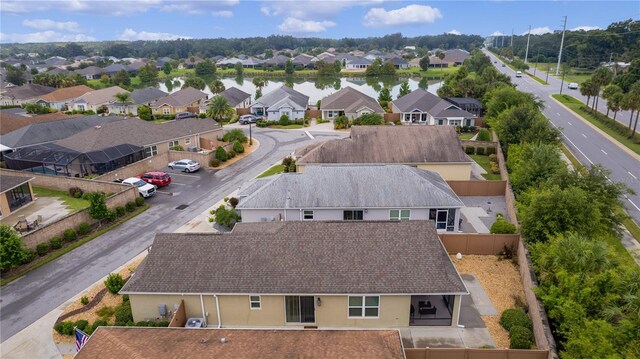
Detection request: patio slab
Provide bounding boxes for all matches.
[459,196,507,233]
[461,274,497,316]
[405,327,496,349]
[0,197,71,230]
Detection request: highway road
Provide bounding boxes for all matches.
[484,49,640,225]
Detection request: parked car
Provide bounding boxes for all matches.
[567,82,579,90]
[138,171,172,187]
[121,177,156,198]
[176,111,196,120]
[168,159,200,172]
[502,64,506,67]
[239,114,261,125]
[515,71,522,78]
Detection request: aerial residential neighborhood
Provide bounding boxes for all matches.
[0,1,639,359]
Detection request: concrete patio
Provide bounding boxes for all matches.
[458,196,507,233]
[0,197,72,232]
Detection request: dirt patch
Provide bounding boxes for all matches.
[452,254,525,349]
[209,139,259,170]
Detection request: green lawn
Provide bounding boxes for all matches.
[32,186,89,212]
[257,164,285,178]
[458,132,476,140]
[562,73,591,85]
[552,94,640,155]
[525,71,548,85]
[470,154,501,180]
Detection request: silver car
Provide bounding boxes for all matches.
[168,159,201,172]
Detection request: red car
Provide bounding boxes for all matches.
[138,171,172,187]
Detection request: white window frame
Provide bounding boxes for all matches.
[185,137,191,144]
[449,119,462,126]
[348,295,380,318]
[144,145,158,157]
[389,209,410,221]
[249,295,261,310]
[327,111,334,118]
[302,210,314,220]
[169,140,179,148]
[163,108,170,115]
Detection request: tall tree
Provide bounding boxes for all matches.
[210,79,225,94]
[579,79,597,107]
[591,67,613,111]
[195,59,216,76]
[284,59,294,75]
[629,81,640,136]
[112,69,131,86]
[113,92,132,114]
[234,62,244,76]
[182,76,205,90]
[138,63,158,83]
[419,55,430,71]
[5,65,25,86]
[398,80,411,99]
[252,77,265,91]
[206,95,234,123]
[162,62,172,75]
[601,84,622,117]
[378,86,392,110]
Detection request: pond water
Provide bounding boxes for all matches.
[157,76,443,104]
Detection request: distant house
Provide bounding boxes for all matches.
[387,57,409,69]
[180,56,204,69]
[200,87,251,114]
[264,55,289,69]
[32,85,93,110]
[446,97,483,117]
[0,84,55,106]
[295,126,473,180]
[250,86,308,121]
[151,87,208,115]
[391,89,476,127]
[443,49,470,66]
[74,66,104,80]
[70,86,128,113]
[292,53,317,69]
[319,86,384,120]
[155,57,173,69]
[46,68,70,75]
[345,57,371,70]
[0,174,34,218]
[316,52,336,61]
[108,87,167,115]
[103,63,133,77]
[121,221,468,328]
[238,165,464,232]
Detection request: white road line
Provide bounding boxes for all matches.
[582,133,587,138]
[168,173,199,178]
[601,149,608,155]
[169,183,186,186]
[305,131,314,139]
[627,197,640,212]
[629,172,638,180]
[556,113,561,116]
[568,122,572,126]
[563,135,594,164]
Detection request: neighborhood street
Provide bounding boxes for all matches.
[484,50,640,226]
[0,128,346,342]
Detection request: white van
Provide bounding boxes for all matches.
[515,71,522,78]
[568,83,579,89]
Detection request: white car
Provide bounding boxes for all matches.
[567,83,579,90]
[122,177,156,198]
[515,71,522,78]
[168,159,201,172]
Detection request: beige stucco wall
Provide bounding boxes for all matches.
[315,295,410,328]
[218,295,286,327]
[129,294,219,326]
[0,193,11,217]
[416,163,471,180]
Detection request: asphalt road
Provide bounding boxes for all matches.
[0,128,346,341]
[484,50,640,225]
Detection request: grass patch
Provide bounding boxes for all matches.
[622,217,640,250]
[560,144,586,174]
[458,132,475,140]
[525,72,548,85]
[33,186,89,212]
[552,94,640,155]
[470,154,502,180]
[602,231,637,267]
[562,73,591,85]
[257,164,285,178]
[0,204,149,286]
[267,124,303,129]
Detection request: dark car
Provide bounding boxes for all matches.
[138,171,172,187]
[239,114,261,125]
[176,111,196,120]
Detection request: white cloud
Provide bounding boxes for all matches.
[118,28,191,41]
[22,19,81,32]
[363,5,442,27]
[0,31,96,43]
[572,26,601,32]
[160,0,238,15]
[524,26,552,35]
[2,0,237,16]
[447,29,461,35]
[212,10,233,18]
[278,18,336,33]
[490,31,504,36]
[261,0,380,20]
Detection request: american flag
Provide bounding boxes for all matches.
[75,327,90,352]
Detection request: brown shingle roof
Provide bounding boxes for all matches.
[121,220,467,295]
[73,86,128,106]
[296,126,472,165]
[76,328,405,359]
[0,174,33,193]
[320,86,384,114]
[151,87,208,108]
[37,85,93,102]
[0,111,81,135]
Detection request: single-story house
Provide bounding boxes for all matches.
[74,66,104,80]
[250,86,308,121]
[446,97,484,117]
[237,165,463,232]
[320,86,384,120]
[0,174,34,218]
[295,126,473,180]
[46,68,70,75]
[292,53,317,69]
[0,84,55,106]
[263,55,290,69]
[0,109,81,136]
[428,56,448,68]
[391,89,476,127]
[31,85,93,110]
[121,221,468,328]
[443,49,470,66]
[69,86,128,113]
[199,87,251,114]
[103,63,134,77]
[4,118,222,176]
[387,57,409,69]
[75,327,404,359]
[151,87,208,116]
[108,87,167,115]
[345,57,372,70]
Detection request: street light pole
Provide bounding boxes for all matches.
[249,122,253,146]
[559,68,566,95]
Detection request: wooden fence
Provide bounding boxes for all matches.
[305,109,321,119]
[384,113,401,122]
[439,233,519,255]
[446,180,506,196]
[168,300,187,328]
[405,348,549,359]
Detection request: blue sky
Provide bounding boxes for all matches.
[0,1,638,43]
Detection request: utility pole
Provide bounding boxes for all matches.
[524,25,531,63]
[556,16,567,76]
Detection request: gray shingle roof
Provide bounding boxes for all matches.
[1,84,55,101]
[219,87,251,107]
[74,66,104,76]
[392,89,449,113]
[238,165,463,209]
[130,87,168,105]
[0,174,33,193]
[320,86,383,114]
[296,126,472,164]
[151,87,207,108]
[252,86,308,110]
[121,220,467,295]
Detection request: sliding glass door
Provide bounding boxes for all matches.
[285,296,315,323]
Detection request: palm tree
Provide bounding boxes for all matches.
[591,67,613,111]
[206,95,234,125]
[608,92,623,121]
[252,77,266,91]
[601,84,622,117]
[210,79,225,94]
[629,81,640,136]
[580,79,596,107]
[113,92,132,115]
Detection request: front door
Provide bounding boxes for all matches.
[285,296,315,323]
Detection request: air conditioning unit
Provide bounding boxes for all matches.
[158,304,167,317]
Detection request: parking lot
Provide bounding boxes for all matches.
[132,166,210,205]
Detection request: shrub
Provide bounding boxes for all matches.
[91,319,108,332]
[68,186,84,198]
[334,115,349,129]
[157,321,170,327]
[136,321,149,327]
[116,206,126,217]
[114,301,133,325]
[282,156,294,168]
[36,242,49,256]
[74,319,89,332]
[63,228,77,242]
[215,146,228,162]
[78,222,91,235]
[134,197,144,207]
[125,201,136,212]
[509,326,534,349]
[476,147,485,155]
[104,273,125,294]
[490,162,501,174]
[49,237,62,249]
[256,120,268,127]
[81,296,89,305]
[228,197,239,208]
[232,141,244,153]
[106,210,117,222]
[122,294,129,302]
[486,147,496,155]
[279,114,290,126]
[500,308,532,331]
[465,146,475,155]
[54,322,65,334]
[169,145,184,151]
[489,154,498,162]
[209,158,221,167]
[490,216,516,234]
[476,128,492,141]
[212,205,240,228]
[223,128,248,143]
[352,113,384,126]
[62,321,74,335]
[228,150,236,158]
[96,306,115,318]
[288,163,296,173]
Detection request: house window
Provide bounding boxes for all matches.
[249,295,261,309]
[303,210,314,220]
[163,108,170,115]
[348,296,379,318]
[389,209,410,220]
[327,111,334,118]
[449,119,462,126]
[343,210,363,220]
[185,137,191,144]
[465,118,472,127]
[429,208,456,231]
[169,140,179,148]
[436,118,445,125]
[144,145,158,157]
[285,296,315,323]
[7,183,32,212]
